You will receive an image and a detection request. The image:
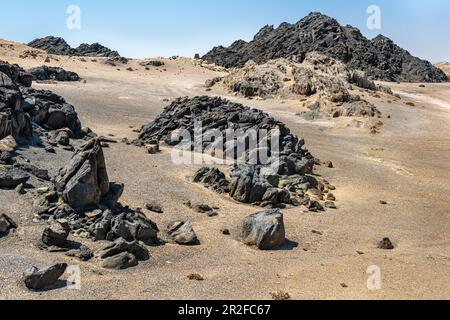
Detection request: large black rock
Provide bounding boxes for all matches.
[28,66,80,82]
[202,12,448,83]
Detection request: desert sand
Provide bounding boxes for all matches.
[0,39,449,300]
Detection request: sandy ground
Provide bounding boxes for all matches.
[0,40,449,300]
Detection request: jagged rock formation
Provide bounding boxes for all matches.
[0,60,83,146]
[33,138,160,248]
[206,52,388,118]
[140,96,334,211]
[55,139,109,208]
[28,66,80,82]
[28,36,128,63]
[203,12,447,83]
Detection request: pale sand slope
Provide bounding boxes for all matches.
[0,40,449,300]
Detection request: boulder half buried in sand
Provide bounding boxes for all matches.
[239,209,286,250]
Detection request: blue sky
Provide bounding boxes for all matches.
[0,0,449,62]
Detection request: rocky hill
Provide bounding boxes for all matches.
[202,12,447,83]
[435,62,450,77]
[28,36,127,62]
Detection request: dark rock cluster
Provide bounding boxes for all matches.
[28,66,80,82]
[28,36,128,63]
[34,138,160,246]
[202,12,448,83]
[139,96,334,211]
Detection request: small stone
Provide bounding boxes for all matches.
[379,200,387,205]
[101,252,138,270]
[146,144,160,154]
[326,193,336,201]
[187,273,204,281]
[325,161,334,168]
[221,228,231,235]
[145,201,164,213]
[166,221,199,246]
[378,237,395,250]
[340,283,348,288]
[270,291,291,300]
[15,183,26,195]
[324,201,337,209]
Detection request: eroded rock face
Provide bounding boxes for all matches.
[206,54,385,118]
[55,139,109,208]
[239,209,286,250]
[202,12,447,83]
[28,66,80,82]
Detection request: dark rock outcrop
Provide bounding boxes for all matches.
[28,36,128,63]
[1,60,83,144]
[28,66,80,82]
[139,96,330,210]
[202,12,447,83]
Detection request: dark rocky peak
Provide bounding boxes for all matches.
[202,12,448,82]
[28,36,74,55]
[28,36,126,62]
[254,25,275,40]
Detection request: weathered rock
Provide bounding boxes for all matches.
[202,12,447,83]
[206,54,382,118]
[0,213,18,234]
[139,96,328,210]
[239,209,286,250]
[145,201,164,213]
[42,222,70,247]
[0,135,16,152]
[28,66,80,82]
[55,139,109,208]
[65,245,93,261]
[96,238,149,261]
[101,252,138,270]
[0,167,30,189]
[193,167,230,194]
[166,220,199,245]
[23,263,67,290]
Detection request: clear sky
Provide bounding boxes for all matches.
[0,0,449,63]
